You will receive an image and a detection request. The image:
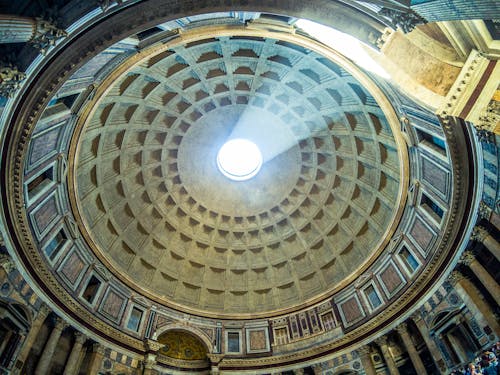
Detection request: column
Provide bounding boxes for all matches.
[0,15,36,43]
[13,304,50,374]
[410,314,448,374]
[448,271,500,335]
[207,353,224,375]
[34,317,67,375]
[375,336,399,375]
[357,345,377,375]
[460,251,500,306]
[312,364,323,375]
[63,331,87,375]
[143,353,157,375]
[86,343,105,375]
[293,368,304,375]
[471,226,500,262]
[396,323,427,375]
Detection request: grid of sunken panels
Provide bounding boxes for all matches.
[76,36,400,313]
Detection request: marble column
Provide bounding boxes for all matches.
[460,251,500,306]
[375,336,399,375]
[34,317,67,375]
[86,343,105,375]
[397,323,427,374]
[312,364,323,375]
[0,15,66,54]
[143,353,157,375]
[357,345,377,375]
[410,314,448,374]
[448,271,500,335]
[208,353,224,375]
[63,331,87,375]
[0,15,36,43]
[13,304,50,374]
[472,226,500,262]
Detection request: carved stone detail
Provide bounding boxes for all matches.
[446,270,465,286]
[475,100,499,135]
[30,18,67,55]
[0,253,15,273]
[378,8,426,34]
[0,63,26,98]
[145,339,164,353]
[459,251,475,266]
[478,201,493,220]
[471,226,488,242]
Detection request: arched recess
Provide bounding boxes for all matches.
[156,330,209,361]
[153,323,213,357]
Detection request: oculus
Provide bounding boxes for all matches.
[216,139,263,181]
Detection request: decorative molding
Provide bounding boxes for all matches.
[476,100,499,135]
[446,270,465,286]
[0,63,26,98]
[30,18,67,55]
[458,251,475,266]
[470,226,488,242]
[378,8,426,34]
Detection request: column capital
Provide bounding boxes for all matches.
[471,226,489,242]
[377,8,425,33]
[144,338,163,353]
[91,342,106,355]
[143,352,157,369]
[0,253,15,273]
[374,335,389,347]
[38,303,51,319]
[312,364,323,375]
[409,311,423,323]
[459,251,476,266]
[447,270,465,286]
[293,368,304,375]
[74,331,87,345]
[30,18,67,55]
[53,316,68,331]
[207,353,224,365]
[0,63,26,98]
[396,323,410,337]
[357,345,372,356]
[478,201,493,220]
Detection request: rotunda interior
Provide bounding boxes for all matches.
[0,1,498,375]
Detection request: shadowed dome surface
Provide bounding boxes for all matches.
[74,35,403,316]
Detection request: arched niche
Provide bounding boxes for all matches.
[156,329,210,361]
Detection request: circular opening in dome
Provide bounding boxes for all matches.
[217,139,263,181]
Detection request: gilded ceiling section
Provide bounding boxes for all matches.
[75,36,402,315]
[157,330,208,360]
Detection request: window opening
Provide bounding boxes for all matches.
[27,166,54,200]
[365,285,382,309]
[44,229,66,260]
[82,276,101,304]
[126,307,143,332]
[399,246,419,273]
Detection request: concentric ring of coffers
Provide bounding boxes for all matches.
[71,32,406,317]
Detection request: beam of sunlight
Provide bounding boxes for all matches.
[295,19,391,79]
[224,21,389,171]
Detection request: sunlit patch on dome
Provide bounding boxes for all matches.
[217,139,263,181]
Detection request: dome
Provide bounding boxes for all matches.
[71,32,406,317]
[1,1,496,374]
